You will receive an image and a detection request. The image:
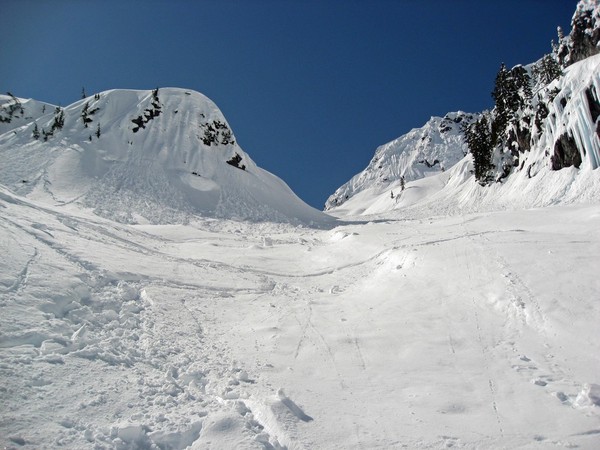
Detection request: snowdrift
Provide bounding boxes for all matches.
[0,88,335,227]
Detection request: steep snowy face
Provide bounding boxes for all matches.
[327,54,600,219]
[325,111,476,210]
[526,54,600,175]
[0,88,334,227]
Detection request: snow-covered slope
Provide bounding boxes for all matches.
[0,88,335,227]
[328,1,600,218]
[0,93,56,136]
[325,111,476,211]
[2,4,600,447]
[1,186,599,449]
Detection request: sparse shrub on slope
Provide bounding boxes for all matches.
[201,120,235,146]
[131,88,162,133]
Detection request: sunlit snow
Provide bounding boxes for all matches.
[1,186,599,448]
[2,25,600,448]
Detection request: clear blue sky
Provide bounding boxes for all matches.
[2,0,576,209]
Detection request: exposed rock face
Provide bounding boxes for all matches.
[552,133,582,170]
[586,86,600,124]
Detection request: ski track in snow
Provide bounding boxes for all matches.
[460,226,505,439]
[465,223,585,417]
[1,193,600,449]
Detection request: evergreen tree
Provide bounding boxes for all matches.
[464,114,494,183]
[81,102,93,127]
[532,54,562,86]
[556,26,569,67]
[568,6,599,65]
[51,108,65,132]
[555,5,600,67]
[32,123,40,140]
[491,64,531,145]
[81,87,87,99]
[511,66,532,105]
[151,88,160,109]
[42,128,52,141]
[95,123,101,138]
[491,63,511,143]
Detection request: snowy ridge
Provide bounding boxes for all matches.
[325,111,476,210]
[0,88,335,227]
[0,94,56,136]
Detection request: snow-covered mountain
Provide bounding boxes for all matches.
[329,54,600,218]
[0,88,335,227]
[325,111,477,211]
[327,1,600,218]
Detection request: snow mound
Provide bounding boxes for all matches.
[575,383,600,409]
[0,88,335,228]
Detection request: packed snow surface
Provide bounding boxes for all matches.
[1,186,599,449]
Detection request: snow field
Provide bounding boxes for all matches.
[1,187,599,449]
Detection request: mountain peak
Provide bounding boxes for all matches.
[325,111,477,211]
[0,88,335,227]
